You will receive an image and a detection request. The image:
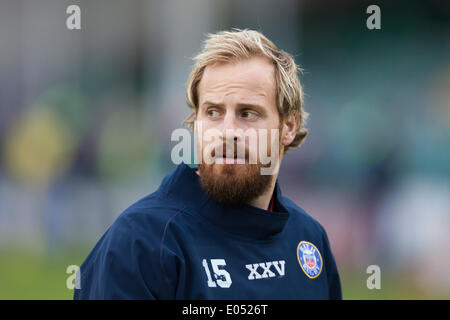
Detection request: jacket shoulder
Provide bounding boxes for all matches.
[74,189,182,299]
[281,196,329,239]
[116,189,185,229]
[283,197,325,232]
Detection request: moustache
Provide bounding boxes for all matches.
[210,143,248,160]
[211,143,249,163]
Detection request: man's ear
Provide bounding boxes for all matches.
[280,114,297,147]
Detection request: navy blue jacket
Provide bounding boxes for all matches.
[74,163,342,299]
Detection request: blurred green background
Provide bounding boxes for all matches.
[0,0,449,299]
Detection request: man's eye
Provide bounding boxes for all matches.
[241,110,258,119]
[207,109,220,117]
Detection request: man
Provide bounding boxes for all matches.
[74,29,342,299]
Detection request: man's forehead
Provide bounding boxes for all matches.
[198,56,276,103]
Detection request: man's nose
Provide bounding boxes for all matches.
[221,113,241,142]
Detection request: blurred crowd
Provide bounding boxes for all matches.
[0,0,449,296]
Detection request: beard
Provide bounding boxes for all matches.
[196,122,284,206]
[198,162,273,206]
[197,127,283,206]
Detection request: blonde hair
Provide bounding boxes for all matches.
[184,28,308,154]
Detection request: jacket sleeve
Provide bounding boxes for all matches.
[320,225,343,300]
[74,210,177,299]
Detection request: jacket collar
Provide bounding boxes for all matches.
[159,162,290,241]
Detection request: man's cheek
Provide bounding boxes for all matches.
[201,143,215,165]
[200,127,222,164]
[248,146,258,164]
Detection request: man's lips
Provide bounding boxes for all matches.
[209,145,248,164]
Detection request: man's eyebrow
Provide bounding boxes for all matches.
[236,103,266,111]
[201,101,224,107]
[202,101,266,110]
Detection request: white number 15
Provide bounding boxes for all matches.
[202,258,232,288]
